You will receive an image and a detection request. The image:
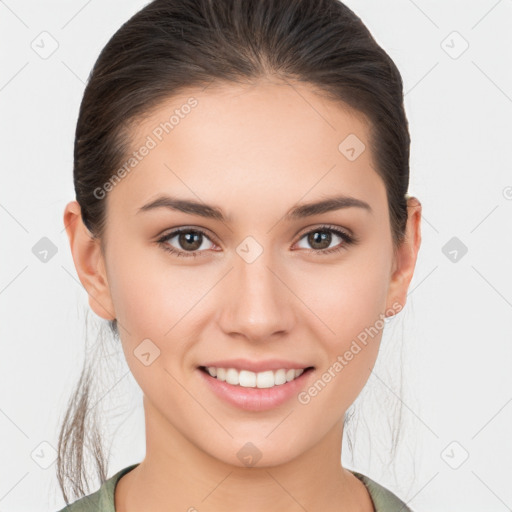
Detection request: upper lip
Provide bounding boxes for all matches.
[199,358,314,373]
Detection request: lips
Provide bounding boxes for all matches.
[197,364,315,411]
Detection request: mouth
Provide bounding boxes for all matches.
[198,365,315,389]
[197,363,316,411]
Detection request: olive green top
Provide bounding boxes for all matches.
[56,463,412,511]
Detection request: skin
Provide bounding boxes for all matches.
[64,78,421,512]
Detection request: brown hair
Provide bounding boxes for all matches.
[58,0,411,504]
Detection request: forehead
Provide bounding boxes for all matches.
[106,79,386,219]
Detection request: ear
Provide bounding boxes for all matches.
[385,196,422,315]
[63,200,116,321]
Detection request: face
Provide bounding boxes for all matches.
[69,79,417,468]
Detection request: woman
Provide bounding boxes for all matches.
[57,0,422,510]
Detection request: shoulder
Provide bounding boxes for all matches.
[55,489,101,512]
[55,464,140,512]
[350,470,413,512]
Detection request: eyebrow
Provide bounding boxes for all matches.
[136,194,372,222]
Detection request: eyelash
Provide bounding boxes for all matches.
[157,225,357,259]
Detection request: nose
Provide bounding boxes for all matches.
[217,250,296,343]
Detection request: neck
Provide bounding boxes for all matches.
[115,397,374,512]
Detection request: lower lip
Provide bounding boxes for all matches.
[197,367,314,411]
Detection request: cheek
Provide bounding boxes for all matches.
[308,256,390,344]
[106,249,200,396]
[106,245,219,388]
[107,244,205,337]
[297,243,391,395]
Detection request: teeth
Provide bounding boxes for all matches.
[205,367,306,388]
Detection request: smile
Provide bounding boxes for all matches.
[199,366,314,389]
[197,365,315,411]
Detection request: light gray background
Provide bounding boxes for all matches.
[1,1,511,511]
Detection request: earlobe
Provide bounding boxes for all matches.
[63,200,116,321]
[385,196,422,315]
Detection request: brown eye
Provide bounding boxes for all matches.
[307,230,332,250]
[177,231,203,251]
[295,226,355,255]
[157,228,215,257]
